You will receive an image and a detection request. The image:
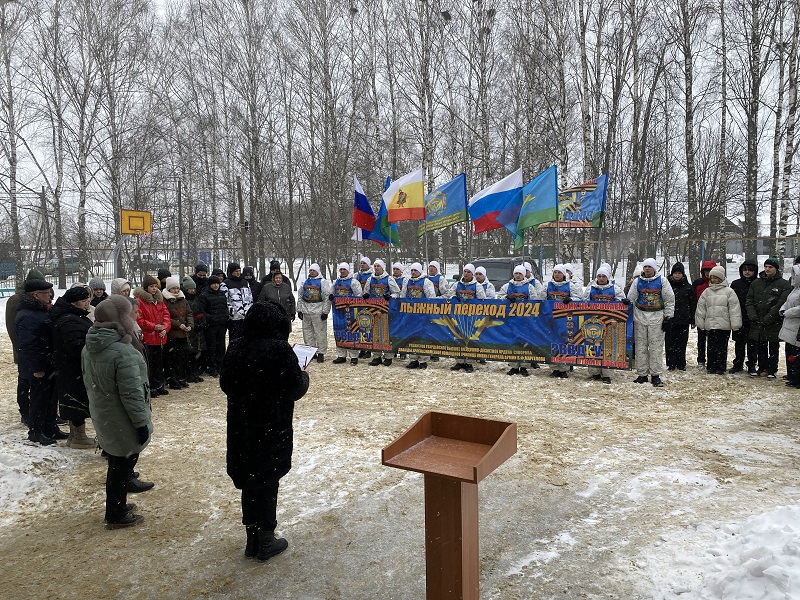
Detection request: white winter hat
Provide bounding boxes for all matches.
[596,265,612,280]
[410,262,423,274]
[392,262,403,271]
[463,263,475,274]
[475,266,487,277]
[641,258,658,271]
[360,256,371,267]
[309,263,321,276]
[709,265,726,281]
[374,259,386,270]
[564,263,574,273]
[600,262,612,272]
[523,261,532,273]
[514,265,526,277]
[165,276,181,290]
[337,262,351,274]
[553,264,567,278]
[429,260,441,273]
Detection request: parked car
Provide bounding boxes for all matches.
[41,254,82,276]
[471,257,541,290]
[137,254,170,273]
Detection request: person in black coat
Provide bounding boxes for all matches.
[51,287,96,448]
[221,301,309,562]
[16,279,66,445]
[729,258,758,373]
[664,263,695,371]
[198,275,229,376]
[243,266,263,302]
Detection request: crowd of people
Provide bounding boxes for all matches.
[5,252,799,557]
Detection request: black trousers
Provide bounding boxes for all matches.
[165,338,188,383]
[145,344,165,390]
[27,375,56,435]
[106,453,139,522]
[732,326,755,371]
[706,330,731,373]
[205,324,227,373]
[665,324,690,369]
[17,375,30,418]
[749,340,780,375]
[697,329,708,362]
[241,482,279,530]
[785,343,800,384]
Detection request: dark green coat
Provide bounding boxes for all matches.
[746,272,792,342]
[82,327,153,457]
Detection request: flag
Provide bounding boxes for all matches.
[369,176,401,246]
[417,173,468,237]
[502,165,559,249]
[385,168,425,222]
[539,172,610,229]
[468,169,523,234]
[352,176,377,231]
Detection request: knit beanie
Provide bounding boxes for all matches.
[269,260,281,271]
[164,276,181,290]
[553,264,567,278]
[207,275,221,286]
[242,266,255,277]
[142,274,159,289]
[308,263,321,276]
[211,268,226,279]
[157,268,172,281]
[227,262,241,276]
[88,277,106,291]
[359,256,371,268]
[243,301,292,341]
[110,278,131,295]
[373,259,386,271]
[429,261,441,274]
[337,262,351,274]
[641,258,658,271]
[709,265,726,281]
[182,276,196,290]
[62,286,90,303]
[463,263,475,274]
[670,263,686,276]
[764,257,780,270]
[194,263,208,275]
[25,269,45,281]
[410,262,423,274]
[514,265,526,277]
[596,265,612,280]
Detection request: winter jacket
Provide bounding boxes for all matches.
[746,271,792,342]
[778,269,800,344]
[244,277,263,303]
[668,275,696,326]
[223,275,254,321]
[401,275,436,298]
[198,286,230,327]
[445,277,487,300]
[626,272,676,325]
[90,292,109,307]
[296,277,333,315]
[6,290,24,363]
[691,260,717,301]
[695,281,742,331]
[364,273,401,298]
[498,278,545,300]
[133,287,171,346]
[184,291,205,352]
[190,274,209,294]
[479,280,497,299]
[730,259,759,327]
[222,303,309,489]
[82,327,152,457]
[163,289,194,339]
[258,280,297,318]
[581,280,625,303]
[50,297,92,414]
[332,276,363,298]
[15,294,54,378]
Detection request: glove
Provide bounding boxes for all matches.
[328,294,334,301]
[321,313,328,321]
[562,297,571,304]
[621,298,631,305]
[508,297,516,304]
[661,318,673,332]
[362,293,370,299]
[137,426,150,445]
[383,293,391,301]
[297,312,303,320]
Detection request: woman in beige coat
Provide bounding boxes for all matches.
[695,266,742,375]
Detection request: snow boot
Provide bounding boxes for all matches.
[382,358,392,366]
[406,360,420,369]
[245,525,259,558]
[369,357,382,366]
[257,529,288,561]
[651,375,664,387]
[67,423,96,449]
[332,357,347,364]
[633,376,649,384]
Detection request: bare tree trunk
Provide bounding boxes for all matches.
[778,0,799,259]
[770,8,787,257]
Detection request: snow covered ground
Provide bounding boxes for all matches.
[2,267,800,599]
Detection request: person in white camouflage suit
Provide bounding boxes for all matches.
[296,263,332,363]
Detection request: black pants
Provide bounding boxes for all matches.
[145,344,165,390]
[106,453,139,522]
[706,330,731,373]
[732,326,754,371]
[165,338,188,383]
[750,340,780,375]
[27,375,56,435]
[205,324,227,373]
[241,482,279,530]
[665,324,690,369]
[17,375,30,419]
[785,343,800,384]
[228,320,245,342]
[697,329,708,363]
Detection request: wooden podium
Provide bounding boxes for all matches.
[382,411,517,600]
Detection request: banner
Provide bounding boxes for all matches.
[332,297,633,368]
[539,173,609,229]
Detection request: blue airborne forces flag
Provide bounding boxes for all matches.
[417,173,468,236]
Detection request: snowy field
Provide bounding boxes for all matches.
[2,267,800,599]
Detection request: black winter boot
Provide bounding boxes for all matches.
[257,528,288,561]
[245,525,259,558]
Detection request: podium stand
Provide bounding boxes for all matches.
[382,412,517,600]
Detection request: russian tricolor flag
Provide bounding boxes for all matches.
[352,176,377,232]
[468,169,523,234]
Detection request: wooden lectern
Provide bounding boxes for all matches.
[382,411,517,600]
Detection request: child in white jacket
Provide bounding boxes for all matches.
[695,266,742,375]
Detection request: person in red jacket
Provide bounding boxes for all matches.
[133,275,172,397]
[691,260,717,365]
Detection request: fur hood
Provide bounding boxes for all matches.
[133,287,164,304]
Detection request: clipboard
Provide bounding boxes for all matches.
[292,343,318,369]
